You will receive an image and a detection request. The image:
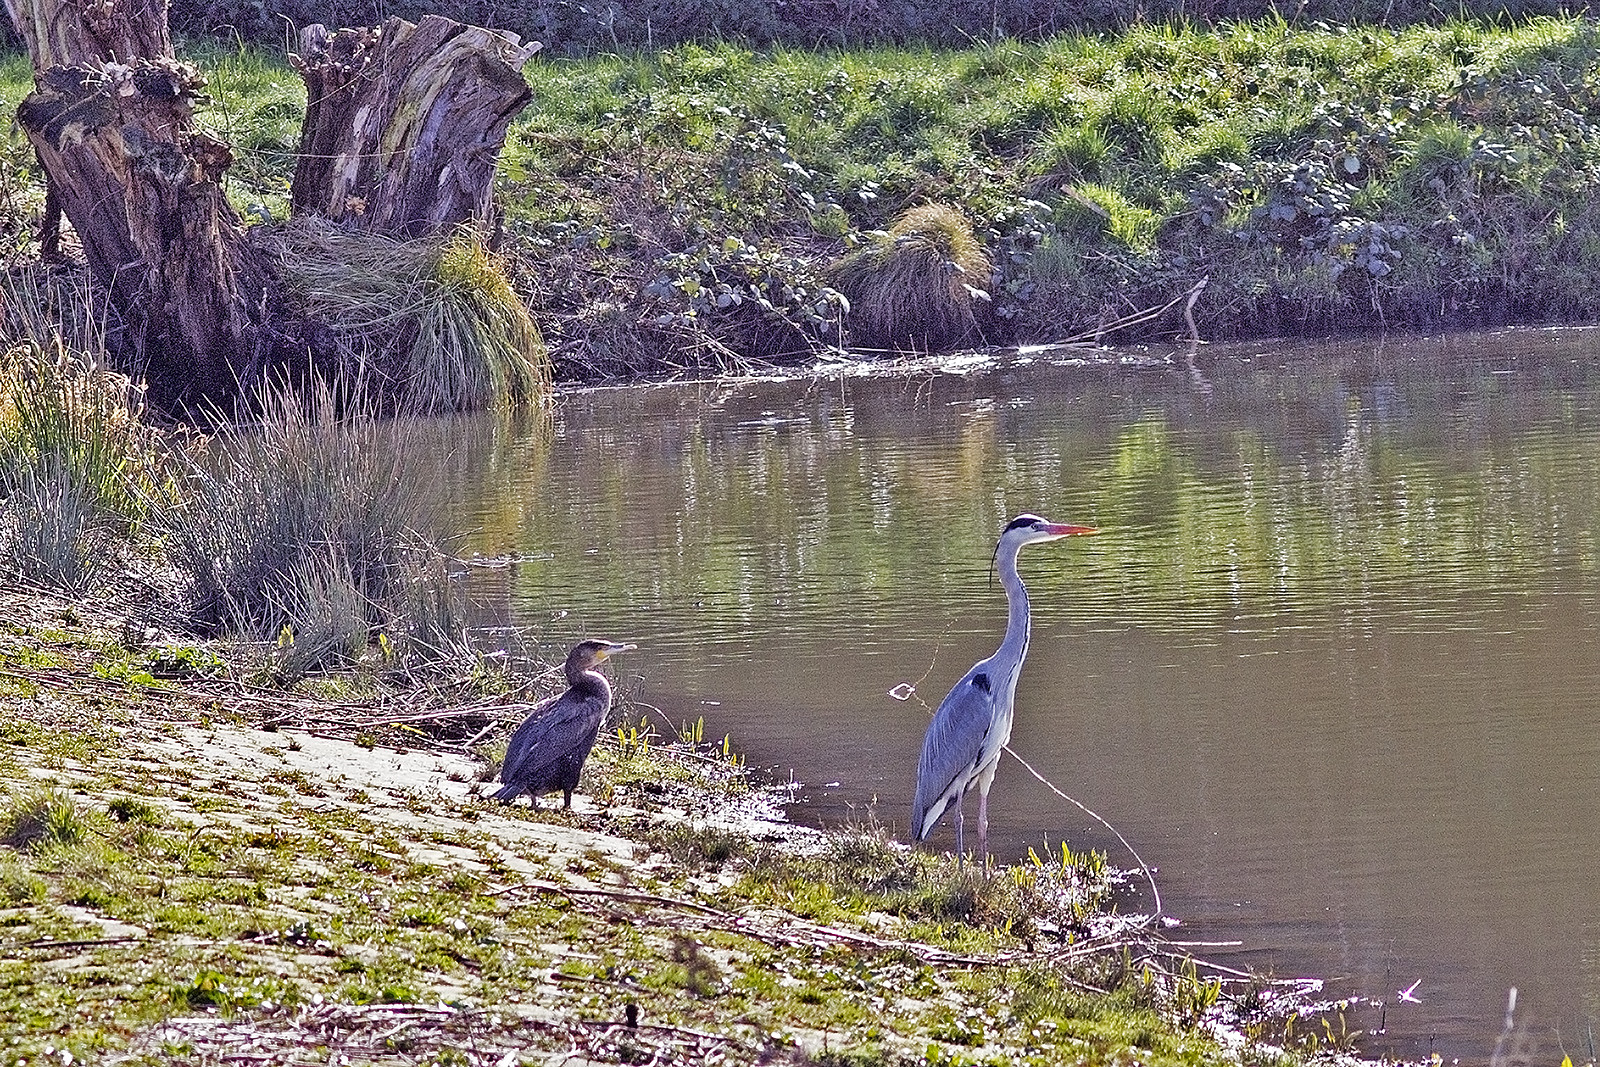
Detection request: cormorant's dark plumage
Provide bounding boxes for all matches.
[493,639,634,808]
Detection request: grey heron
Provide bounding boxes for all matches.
[910,514,1098,861]
[493,639,635,808]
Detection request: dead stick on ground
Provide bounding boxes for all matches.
[23,936,144,949]
[494,880,734,918]
[574,1018,746,1047]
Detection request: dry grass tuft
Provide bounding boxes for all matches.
[0,338,166,591]
[262,218,551,414]
[831,203,994,355]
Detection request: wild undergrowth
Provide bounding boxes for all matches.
[155,381,470,679]
[0,336,166,591]
[0,325,477,682]
[477,15,1600,370]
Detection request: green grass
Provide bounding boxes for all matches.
[188,40,306,222]
[476,16,1600,362]
[4,19,1597,375]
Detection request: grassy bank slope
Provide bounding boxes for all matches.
[492,16,1600,373]
[2,18,1596,378]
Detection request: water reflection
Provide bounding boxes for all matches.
[422,328,1600,1061]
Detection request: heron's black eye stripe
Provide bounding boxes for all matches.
[970,672,991,693]
[1003,516,1036,532]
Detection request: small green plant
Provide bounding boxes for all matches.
[651,821,753,869]
[669,933,724,997]
[143,644,226,679]
[1,787,90,851]
[176,968,292,1014]
[677,715,705,744]
[90,658,164,689]
[106,797,162,825]
[615,716,655,760]
[1170,957,1222,1028]
[0,849,45,903]
[1281,1005,1363,1053]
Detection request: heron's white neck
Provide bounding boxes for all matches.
[994,539,1032,670]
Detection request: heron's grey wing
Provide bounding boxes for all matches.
[911,668,998,840]
[499,690,606,789]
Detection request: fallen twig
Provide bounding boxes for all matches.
[22,935,144,949]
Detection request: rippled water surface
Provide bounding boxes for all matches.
[425,329,1600,1060]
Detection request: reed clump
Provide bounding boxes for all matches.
[154,382,467,678]
[829,204,993,355]
[263,218,551,415]
[0,295,478,678]
[0,339,166,592]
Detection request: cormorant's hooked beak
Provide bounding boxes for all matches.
[595,641,637,661]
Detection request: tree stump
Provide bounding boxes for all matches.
[3,0,172,271]
[291,15,539,239]
[4,0,292,414]
[3,0,539,416]
[3,0,170,68]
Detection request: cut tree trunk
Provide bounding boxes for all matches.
[13,58,292,413]
[290,15,539,239]
[4,0,292,414]
[4,0,538,416]
[4,0,170,68]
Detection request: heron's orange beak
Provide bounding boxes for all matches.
[1044,523,1099,537]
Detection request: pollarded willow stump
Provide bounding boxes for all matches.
[3,0,175,269]
[12,54,292,412]
[4,0,539,415]
[291,15,540,239]
[3,0,170,69]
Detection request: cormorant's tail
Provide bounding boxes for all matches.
[491,781,521,802]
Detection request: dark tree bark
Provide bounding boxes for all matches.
[3,0,538,417]
[5,0,169,68]
[4,0,292,414]
[290,15,539,238]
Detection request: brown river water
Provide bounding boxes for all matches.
[422,327,1600,1062]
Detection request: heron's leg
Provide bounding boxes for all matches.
[976,787,989,864]
[954,802,965,868]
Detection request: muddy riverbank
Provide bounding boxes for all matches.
[0,582,1357,1067]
